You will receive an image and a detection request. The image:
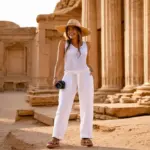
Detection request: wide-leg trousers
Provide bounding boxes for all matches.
[52,69,94,139]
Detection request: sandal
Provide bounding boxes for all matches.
[46,137,60,149]
[81,138,93,147]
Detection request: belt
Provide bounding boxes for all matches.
[64,68,90,74]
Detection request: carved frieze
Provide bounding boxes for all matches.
[0,27,36,36]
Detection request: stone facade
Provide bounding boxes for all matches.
[1,0,150,99]
[0,0,81,91]
[0,22,36,91]
[82,0,146,93]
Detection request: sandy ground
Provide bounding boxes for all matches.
[0,92,150,150]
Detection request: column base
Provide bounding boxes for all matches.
[121,85,136,93]
[134,83,150,105]
[98,87,121,95]
[136,83,150,90]
[133,83,150,96]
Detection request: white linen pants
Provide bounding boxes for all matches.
[52,69,94,139]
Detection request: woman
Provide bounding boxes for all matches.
[47,19,94,148]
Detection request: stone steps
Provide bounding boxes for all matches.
[73,103,150,118]
[15,106,79,125]
[34,106,78,126]
[27,94,59,106]
[26,89,107,106]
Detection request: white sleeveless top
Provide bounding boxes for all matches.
[64,41,89,72]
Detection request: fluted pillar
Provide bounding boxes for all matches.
[122,0,144,93]
[31,27,50,89]
[135,0,150,91]
[100,0,123,92]
[0,41,4,91]
[82,0,99,89]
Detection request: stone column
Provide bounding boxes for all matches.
[100,0,123,93]
[0,41,4,91]
[134,0,150,93]
[31,27,50,89]
[122,0,144,93]
[82,0,99,89]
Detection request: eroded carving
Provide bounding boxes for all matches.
[54,0,76,11]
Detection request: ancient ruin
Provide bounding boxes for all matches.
[0,1,150,149]
[0,0,150,113]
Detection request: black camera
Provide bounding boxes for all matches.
[55,80,66,89]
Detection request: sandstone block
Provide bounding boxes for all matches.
[28,94,58,106]
[119,97,136,103]
[105,104,150,118]
[138,99,150,106]
[94,113,117,120]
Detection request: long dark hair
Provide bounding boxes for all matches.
[65,26,82,58]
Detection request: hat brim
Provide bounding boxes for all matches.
[55,25,91,37]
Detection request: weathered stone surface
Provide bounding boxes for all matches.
[34,107,78,126]
[93,124,116,132]
[122,0,144,92]
[138,99,150,106]
[15,109,34,121]
[2,131,37,150]
[94,113,117,120]
[94,94,107,103]
[0,21,20,28]
[1,0,150,99]
[73,103,150,118]
[119,97,137,103]
[105,104,150,118]
[27,89,59,95]
[54,0,80,12]
[134,91,150,96]
[99,0,123,92]
[28,94,58,106]
[82,0,99,89]
[115,93,133,97]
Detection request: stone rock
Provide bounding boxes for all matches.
[93,124,116,132]
[0,21,20,28]
[94,113,117,120]
[104,99,111,103]
[134,90,150,96]
[93,104,105,114]
[54,0,80,12]
[132,95,142,102]
[105,94,120,103]
[119,97,136,103]
[138,98,150,106]
[27,88,58,95]
[94,94,107,103]
[34,107,78,126]
[115,93,133,97]
[28,94,58,106]
[15,109,34,121]
[105,103,150,118]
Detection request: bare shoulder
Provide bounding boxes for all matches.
[86,41,91,50]
[58,39,66,48]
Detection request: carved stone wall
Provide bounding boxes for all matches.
[0,22,36,91]
[1,0,148,94]
[33,0,81,90]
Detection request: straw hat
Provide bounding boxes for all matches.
[55,19,91,37]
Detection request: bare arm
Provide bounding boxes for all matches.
[53,40,65,80]
[86,42,94,73]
